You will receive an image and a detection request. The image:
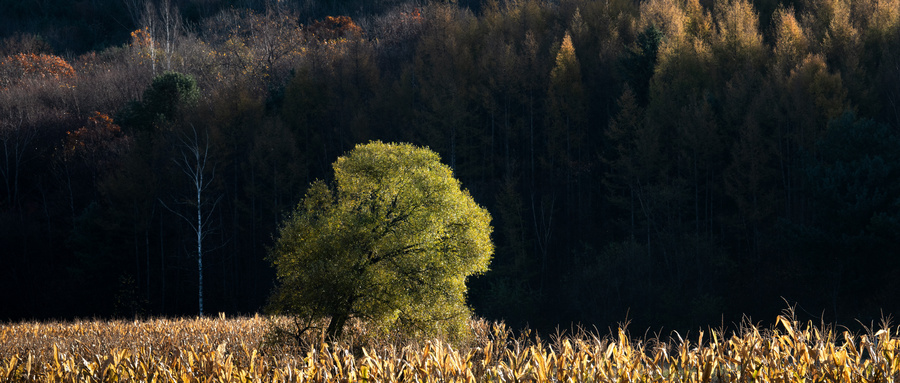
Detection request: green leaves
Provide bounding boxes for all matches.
[268,141,493,340]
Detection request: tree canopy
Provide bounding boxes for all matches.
[267,141,493,339]
[118,71,199,132]
[3,0,900,332]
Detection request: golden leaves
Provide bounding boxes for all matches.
[551,32,578,81]
[774,7,810,71]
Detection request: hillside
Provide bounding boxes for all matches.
[1,0,899,331]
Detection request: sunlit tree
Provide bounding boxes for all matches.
[267,142,493,340]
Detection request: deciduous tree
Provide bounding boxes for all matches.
[160,125,221,317]
[267,142,493,340]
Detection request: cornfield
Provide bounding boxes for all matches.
[2,313,899,382]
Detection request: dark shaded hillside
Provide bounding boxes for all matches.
[1,0,898,333]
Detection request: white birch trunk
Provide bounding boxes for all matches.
[161,125,219,317]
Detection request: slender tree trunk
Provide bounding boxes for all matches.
[146,223,151,304]
[161,126,219,317]
[142,2,157,75]
[326,312,349,340]
[62,161,76,228]
[250,166,257,306]
[197,169,203,316]
[160,216,165,312]
[134,203,141,302]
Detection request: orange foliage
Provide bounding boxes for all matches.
[129,27,162,68]
[401,8,424,24]
[64,112,129,164]
[130,27,158,50]
[303,16,364,41]
[0,53,76,88]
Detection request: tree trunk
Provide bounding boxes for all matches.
[326,313,348,340]
[160,126,218,317]
[197,178,203,317]
[160,216,165,312]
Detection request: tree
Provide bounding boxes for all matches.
[785,112,900,321]
[118,71,200,133]
[160,125,221,317]
[56,112,131,225]
[622,25,664,106]
[545,31,587,249]
[135,0,182,74]
[267,141,493,340]
[107,71,204,315]
[0,100,37,211]
[0,53,76,89]
[772,6,809,75]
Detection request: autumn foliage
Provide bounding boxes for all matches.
[303,16,364,41]
[0,53,75,88]
[2,0,900,334]
[130,27,157,50]
[64,112,129,159]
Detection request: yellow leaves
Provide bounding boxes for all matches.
[714,0,762,49]
[866,0,900,35]
[639,0,687,44]
[554,32,577,73]
[773,6,809,71]
[549,32,583,103]
[682,0,713,41]
[709,0,766,72]
[790,53,848,121]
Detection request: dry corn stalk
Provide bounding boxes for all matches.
[2,314,899,382]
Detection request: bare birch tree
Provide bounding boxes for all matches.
[161,125,220,316]
[139,0,182,74]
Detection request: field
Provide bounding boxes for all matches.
[2,313,899,382]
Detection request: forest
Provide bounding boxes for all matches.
[1,0,898,334]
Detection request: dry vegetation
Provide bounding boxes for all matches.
[2,311,899,382]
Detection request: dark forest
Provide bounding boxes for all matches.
[1,0,898,334]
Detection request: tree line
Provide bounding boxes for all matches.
[1,0,898,333]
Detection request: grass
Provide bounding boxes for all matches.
[2,311,899,382]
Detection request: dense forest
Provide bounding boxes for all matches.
[1,0,898,333]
